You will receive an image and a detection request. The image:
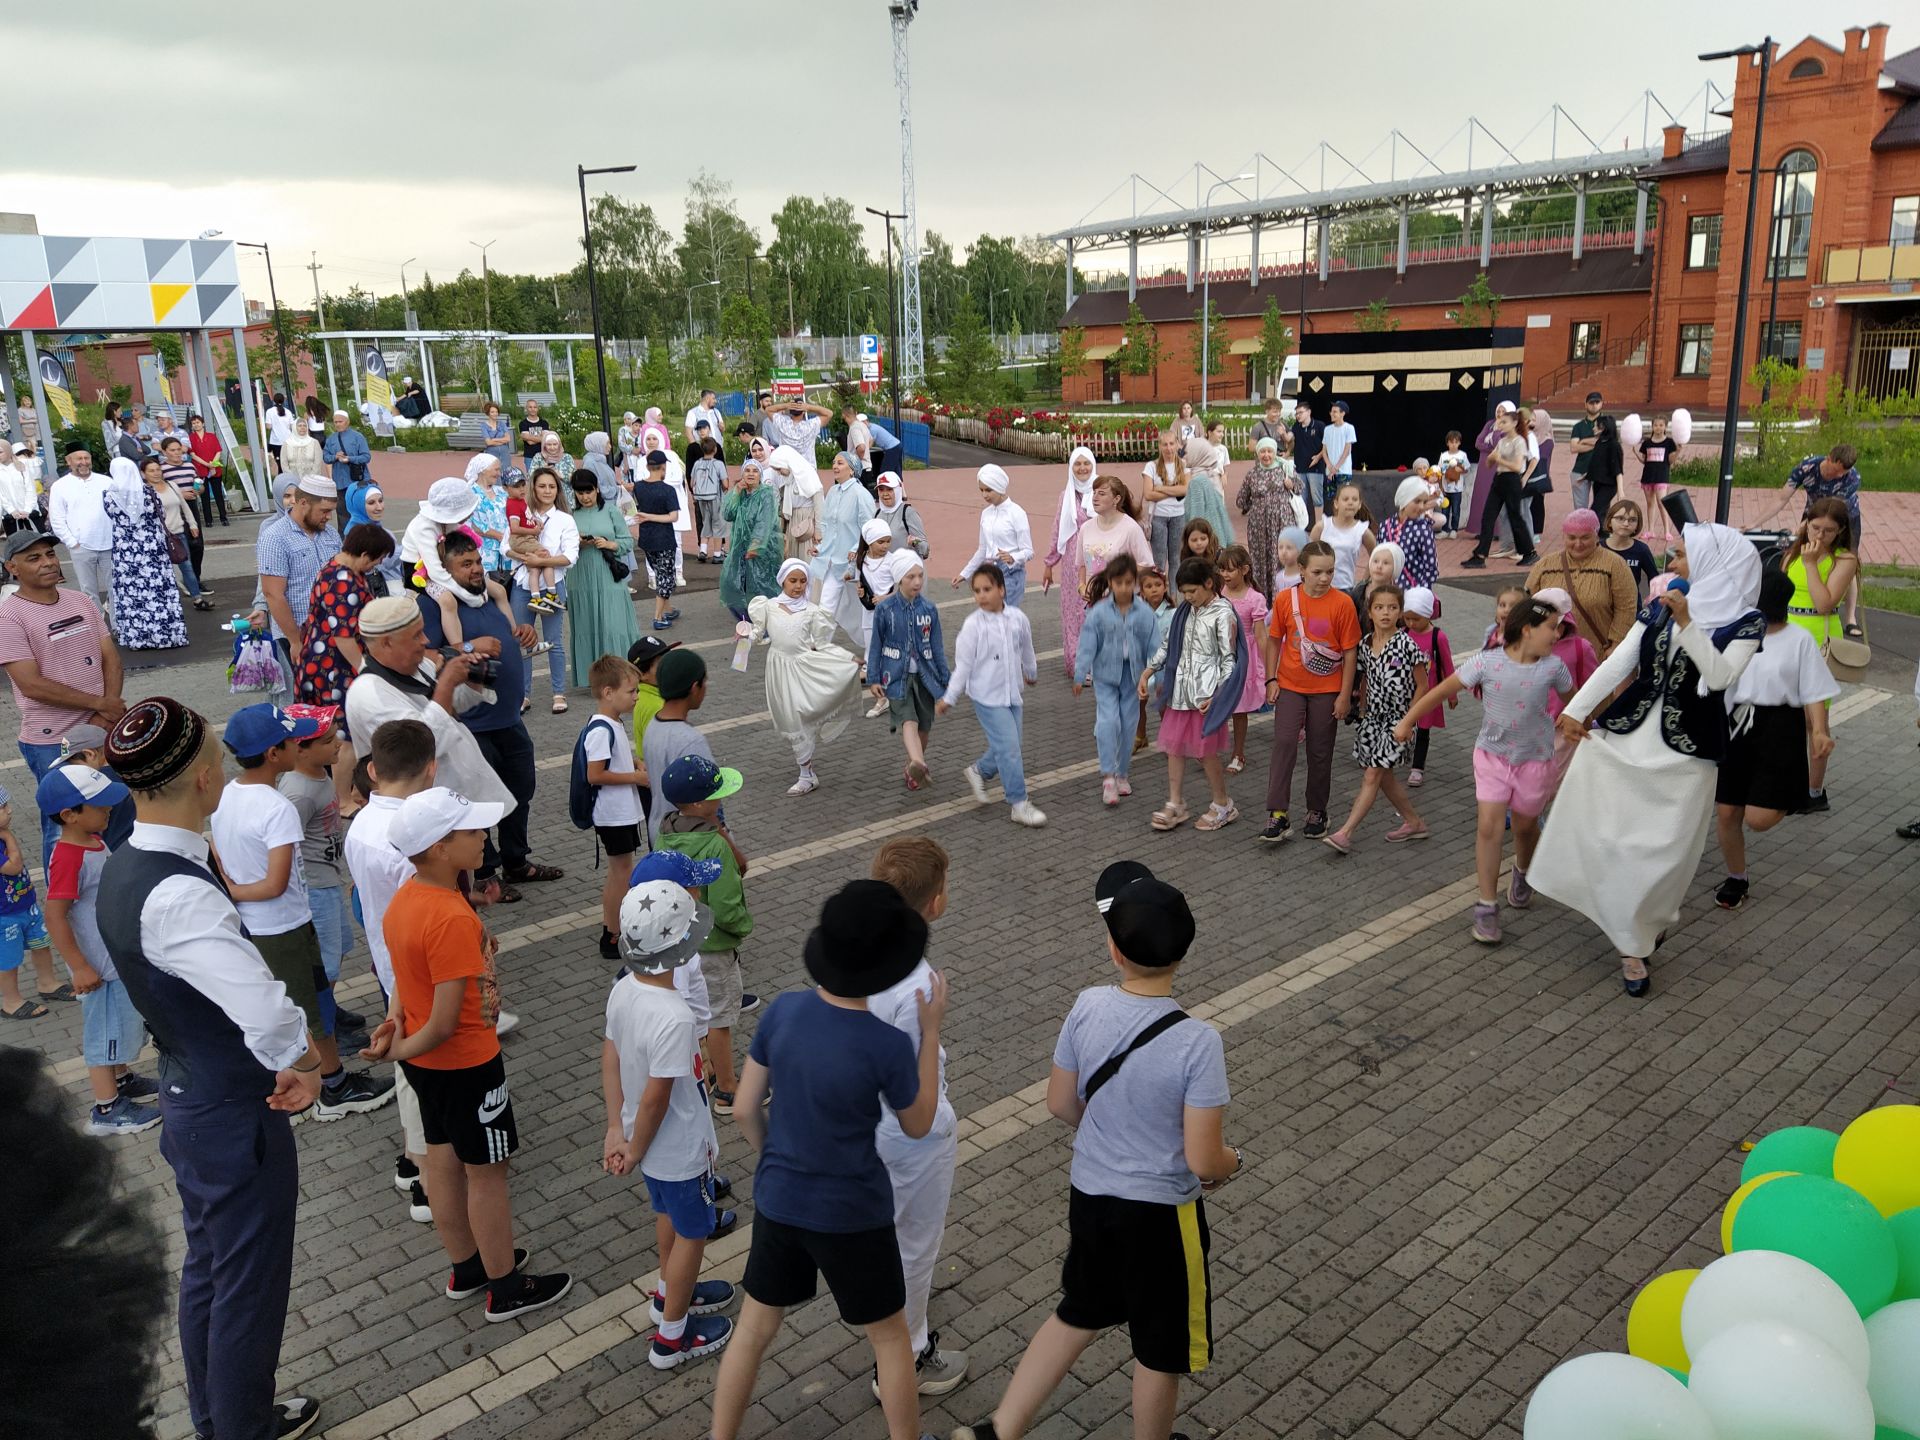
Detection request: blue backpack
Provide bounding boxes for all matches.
[568,716,619,830]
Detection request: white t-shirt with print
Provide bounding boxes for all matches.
[210,780,312,937]
[605,975,718,1182]
[583,716,643,825]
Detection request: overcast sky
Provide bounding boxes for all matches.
[7,0,1918,307]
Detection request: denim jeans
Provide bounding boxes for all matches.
[308,884,353,985]
[1093,679,1142,778]
[1149,512,1183,574]
[510,581,567,693]
[972,702,1027,803]
[176,561,205,597]
[18,740,65,871]
[1002,562,1027,611]
[1304,469,1327,512]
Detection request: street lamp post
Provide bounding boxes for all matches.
[468,239,498,331]
[993,287,1011,362]
[235,240,293,399]
[398,256,417,324]
[867,206,907,437]
[578,163,637,435]
[1202,173,1255,413]
[1700,38,1774,525]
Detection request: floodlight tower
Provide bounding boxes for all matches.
[889,0,927,392]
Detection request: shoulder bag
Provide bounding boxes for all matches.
[1824,614,1870,684]
[1082,1009,1193,1104]
[1290,585,1346,677]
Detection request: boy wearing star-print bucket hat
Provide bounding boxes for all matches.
[604,878,738,1370]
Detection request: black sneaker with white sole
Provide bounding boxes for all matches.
[274,1397,321,1439]
[484,1270,574,1323]
[445,1247,529,1300]
[333,1005,367,1030]
[737,992,761,1015]
[406,1179,432,1223]
[1301,810,1329,840]
[394,1154,419,1191]
[1715,876,1750,910]
[1259,813,1291,844]
[314,1071,396,1120]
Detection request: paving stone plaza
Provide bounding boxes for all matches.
[8,537,1918,1440]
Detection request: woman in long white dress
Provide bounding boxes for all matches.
[748,559,863,796]
[1531,523,1764,997]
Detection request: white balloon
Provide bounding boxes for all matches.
[1689,1322,1875,1440]
[1681,1250,1869,1383]
[1670,407,1693,446]
[1866,1300,1920,1433]
[1621,412,1645,449]
[1523,1352,1717,1440]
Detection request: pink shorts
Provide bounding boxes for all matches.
[1472,749,1555,817]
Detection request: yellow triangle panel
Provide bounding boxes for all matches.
[150,283,193,323]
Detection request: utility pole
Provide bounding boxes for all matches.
[237,241,292,398]
[469,239,498,332]
[308,252,325,328]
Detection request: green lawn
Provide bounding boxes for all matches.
[1862,564,1920,618]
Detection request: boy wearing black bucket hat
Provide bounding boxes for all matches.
[710,879,950,1440]
[954,862,1241,1440]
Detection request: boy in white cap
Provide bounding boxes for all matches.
[603,877,737,1369]
[363,786,573,1322]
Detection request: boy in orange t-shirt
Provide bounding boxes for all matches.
[365,786,574,1324]
[1259,540,1360,842]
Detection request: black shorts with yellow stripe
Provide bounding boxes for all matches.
[1057,1187,1212,1375]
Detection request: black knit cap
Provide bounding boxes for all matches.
[107,698,208,792]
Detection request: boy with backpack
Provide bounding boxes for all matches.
[572,655,646,960]
[954,861,1240,1440]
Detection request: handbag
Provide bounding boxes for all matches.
[600,544,631,583]
[1823,618,1870,684]
[166,529,188,565]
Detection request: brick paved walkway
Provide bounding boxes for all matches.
[6,568,1919,1440]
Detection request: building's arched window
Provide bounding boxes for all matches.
[1788,58,1825,78]
[1769,150,1817,280]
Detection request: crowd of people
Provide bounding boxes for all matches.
[0,371,1907,1440]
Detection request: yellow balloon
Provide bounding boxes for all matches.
[1723,1171,1793,1252]
[1834,1106,1920,1218]
[1626,1268,1698,1372]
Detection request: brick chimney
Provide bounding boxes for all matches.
[1662,123,1687,160]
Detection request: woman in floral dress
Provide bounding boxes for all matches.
[102,457,186,649]
[1235,435,1303,599]
[466,453,511,585]
[720,459,782,619]
[297,525,395,707]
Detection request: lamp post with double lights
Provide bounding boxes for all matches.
[578,162,637,434]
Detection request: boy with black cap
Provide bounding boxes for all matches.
[602,877,737,1369]
[955,862,1241,1440]
[710,879,951,1440]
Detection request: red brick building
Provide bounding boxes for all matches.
[1058,24,1920,416]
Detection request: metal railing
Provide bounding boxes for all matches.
[1533,318,1652,399]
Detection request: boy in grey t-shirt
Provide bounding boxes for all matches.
[956,862,1241,1440]
[690,439,729,563]
[276,709,367,1045]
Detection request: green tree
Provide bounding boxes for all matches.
[1190,299,1228,379]
[581,195,680,378]
[638,332,679,406]
[1253,298,1294,398]
[1118,303,1160,377]
[934,295,1000,404]
[767,194,877,337]
[676,172,758,334]
[718,293,776,393]
[1057,325,1088,392]
[1447,274,1504,328]
[1355,299,1400,333]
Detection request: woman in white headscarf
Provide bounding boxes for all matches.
[1531,523,1764,997]
[1181,435,1236,546]
[1041,445,1098,677]
[102,456,187,649]
[955,463,1033,609]
[768,443,823,563]
[747,557,862,796]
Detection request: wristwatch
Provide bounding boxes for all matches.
[460,641,475,654]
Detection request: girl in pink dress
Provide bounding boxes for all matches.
[1217,544,1270,775]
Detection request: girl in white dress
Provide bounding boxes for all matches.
[747,559,863,796]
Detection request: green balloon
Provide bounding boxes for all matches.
[1729,1173,1898,1313]
[1742,1126,1840,1184]
[1659,1365,1689,1387]
[1892,1208,1920,1302]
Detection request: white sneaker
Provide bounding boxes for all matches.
[786,770,819,796]
[494,1010,520,1038]
[1010,800,1047,828]
[962,765,991,804]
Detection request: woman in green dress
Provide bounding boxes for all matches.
[566,470,642,685]
[720,457,781,619]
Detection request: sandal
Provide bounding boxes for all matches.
[1,998,48,1020]
[1194,803,1239,832]
[552,696,569,714]
[1226,756,1245,774]
[192,598,216,611]
[37,983,77,1003]
[903,765,922,792]
[504,861,564,884]
[1844,623,1865,640]
[1149,803,1189,831]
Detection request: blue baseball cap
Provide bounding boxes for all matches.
[35,763,129,817]
[645,449,668,468]
[660,755,743,807]
[223,702,324,757]
[629,850,724,889]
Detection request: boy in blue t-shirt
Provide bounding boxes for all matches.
[634,450,684,631]
[955,861,1240,1440]
[709,879,949,1440]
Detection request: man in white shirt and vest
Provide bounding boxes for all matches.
[45,443,115,618]
[102,697,324,1440]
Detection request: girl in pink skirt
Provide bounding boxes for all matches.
[1216,544,1270,775]
[1138,556,1248,832]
